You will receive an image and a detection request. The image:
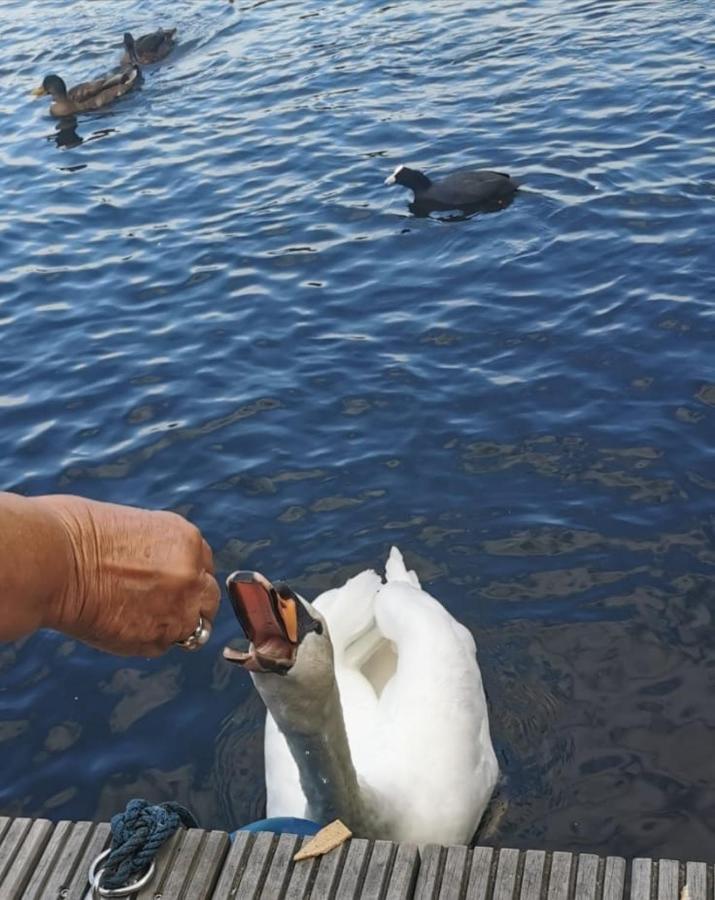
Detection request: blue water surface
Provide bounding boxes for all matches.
[1,0,714,862]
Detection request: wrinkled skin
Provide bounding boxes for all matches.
[35,495,220,656]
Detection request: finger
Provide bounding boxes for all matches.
[199,572,221,622]
[201,538,215,574]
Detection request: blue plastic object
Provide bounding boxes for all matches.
[234,816,321,838]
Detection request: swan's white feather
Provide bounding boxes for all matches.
[263,546,498,844]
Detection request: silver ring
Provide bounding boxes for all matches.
[174,615,212,651]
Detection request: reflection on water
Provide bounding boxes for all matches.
[0,0,714,865]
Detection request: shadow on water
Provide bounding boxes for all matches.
[409,190,519,221]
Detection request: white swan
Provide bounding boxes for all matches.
[223,547,498,845]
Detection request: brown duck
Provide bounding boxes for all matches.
[121,29,177,66]
[32,68,140,117]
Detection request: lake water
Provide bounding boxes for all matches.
[1,0,714,863]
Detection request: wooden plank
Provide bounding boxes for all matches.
[183,831,231,899]
[21,819,74,900]
[64,822,111,900]
[211,831,256,897]
[575,854,600,900]
[282,837,320,900]
[0,818,53,898]
[603,858,626,900]
[414,844,445,900]
[548,852,575,900]
[147,828,228,899]
[493,848,521,900]
[631,859,653,900]
[0,818,32,883]
[260,833,301,900]
[231,831,277,900]
[437,844,471,899]
[384,842,420,900]
[309,841,348,899]
[657,860,680,900]
[520,850,546,900]
[335,838,372,899]
[684,862,707,900]
[466,846,495,900]
[359,840,394,899]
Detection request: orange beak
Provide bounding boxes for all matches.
[224,571,299,674]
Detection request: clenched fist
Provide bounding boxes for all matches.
[0,492,220,657]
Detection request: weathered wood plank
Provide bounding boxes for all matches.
[466,846,495,900]
[147,827,228,899]
[334,838,372,899]
[414,844,445,900]
[548,852,575,900]
[282,837,320,900]
[359,839,394,899]
[631,858,653,900]
[493,848,521,900]
[657,860,680,900]
[309,841,349,899]
[133,828,183,899]
[233,831,277,900]
[519,850,546,900]
[684,862,707,900]
[211,830,256,897]
[0,818,53,898]
[260,833,302,900]
[0,818,32,884]
[183,831,231,899]
[64,821,111,900]
[21,818,74,900]
[603,857,626,900]
[384,842,420,900]
[575,854,600,900]
[437,844,471,899]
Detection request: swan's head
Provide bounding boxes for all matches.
[223,570,330,678]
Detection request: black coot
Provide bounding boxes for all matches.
[385,164,519,214]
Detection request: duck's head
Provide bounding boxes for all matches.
[32,75,67,99]
[384,164,431,193]
[224,570,330,680]
[123,33,140,64]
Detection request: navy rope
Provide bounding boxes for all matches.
[100,799,199,890]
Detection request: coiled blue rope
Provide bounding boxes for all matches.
[101,799,198,891]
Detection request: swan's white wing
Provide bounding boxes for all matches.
[363,549,498,844]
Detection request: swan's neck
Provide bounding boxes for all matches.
[254,672,375,836]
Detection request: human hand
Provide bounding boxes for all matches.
[35,495,220,657]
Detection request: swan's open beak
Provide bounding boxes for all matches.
[224,571,299,674]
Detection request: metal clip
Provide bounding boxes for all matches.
[86,848,157,897]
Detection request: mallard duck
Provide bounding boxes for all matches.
[385,164,519,213]
[121,29,176,66]
[32,68,140,118]
[224,547,498,845]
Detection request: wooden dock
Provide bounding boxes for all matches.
[0,815,709,899]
